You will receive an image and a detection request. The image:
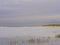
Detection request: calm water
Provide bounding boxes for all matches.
[0,27,60,45]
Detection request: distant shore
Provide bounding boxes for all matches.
[33,26,60,28]
[39,24,60,28]
[40,26,60,28]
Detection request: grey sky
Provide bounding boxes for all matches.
[0,0,60,26]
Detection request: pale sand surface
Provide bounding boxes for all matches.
[33,26,60,28]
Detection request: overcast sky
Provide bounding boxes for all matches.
[0,0,60,26]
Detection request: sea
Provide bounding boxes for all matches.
[0,27,60,45]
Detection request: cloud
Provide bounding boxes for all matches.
[0,14,60,26]
[0,0,60,26]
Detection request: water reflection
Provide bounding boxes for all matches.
[0,27,60,45]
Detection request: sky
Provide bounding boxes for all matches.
[0,0,60,27]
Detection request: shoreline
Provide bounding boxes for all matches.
[33,26,60,28]
[0,26,60,28]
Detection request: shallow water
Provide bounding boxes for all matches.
[0,27,60,45]
[0,27,60,37]
[0,37,60,45]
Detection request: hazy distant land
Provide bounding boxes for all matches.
[42,24,60,27]
[33,24,60,28]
